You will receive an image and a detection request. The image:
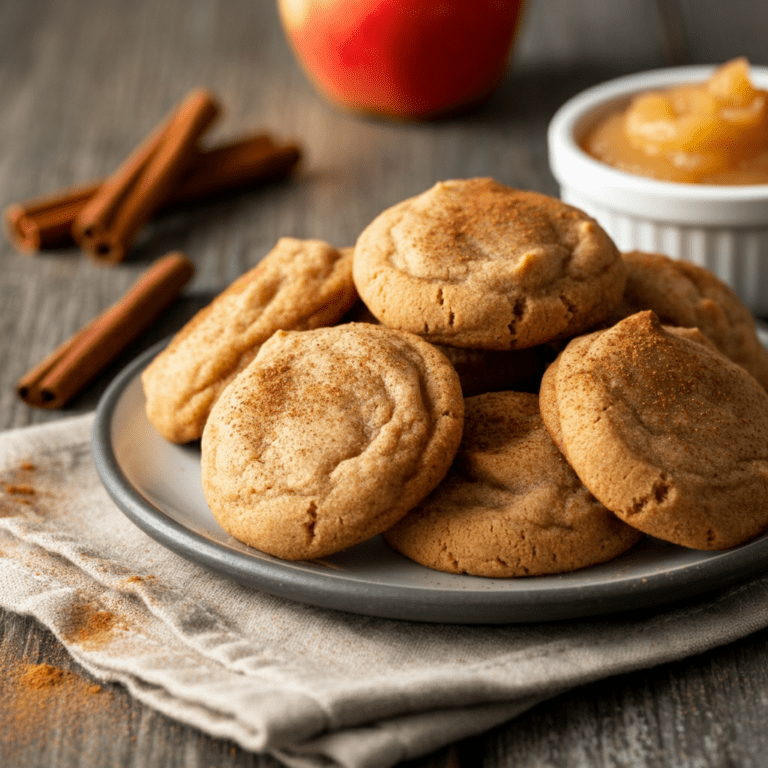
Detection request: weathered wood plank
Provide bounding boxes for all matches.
[470,627,768,767]
[1,0,767,765]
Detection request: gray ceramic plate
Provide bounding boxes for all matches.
[92,338,768,624]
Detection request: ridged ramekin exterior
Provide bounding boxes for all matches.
[561,189,768,314]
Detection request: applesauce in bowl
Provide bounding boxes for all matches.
[580,59,768,185]
[547,61,768,315]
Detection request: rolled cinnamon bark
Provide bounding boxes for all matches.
[5,184,98,252]
[3,134,302,256]
[72,89,221,264]
[17,252,194,409]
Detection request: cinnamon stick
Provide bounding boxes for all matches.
[17,252,194,409]
[73,89,221,264]
[3,134,301,255]
[5,183,98,252]
[168,134,301,205]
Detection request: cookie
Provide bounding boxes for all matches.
[384,391,642,577]
[142,238,358,443]
[540,310,768,550]
[539,323,717,454]
[611,250,768,389]
[352,178,626,350]
[200,323,465,560]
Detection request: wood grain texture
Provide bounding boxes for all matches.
[463,625,768,768]
[1,0,768,765]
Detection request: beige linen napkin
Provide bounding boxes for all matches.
[2,414,768,768]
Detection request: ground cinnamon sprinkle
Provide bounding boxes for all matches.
[124,574,156,585]
[61,600,126,648]
[21,662,65,688]
[4,483,35,495]
[1,463,38,513]
[0,657,108,755]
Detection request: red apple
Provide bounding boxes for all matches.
[277,0,526,119]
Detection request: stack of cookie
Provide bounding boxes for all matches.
[142,177,768,576]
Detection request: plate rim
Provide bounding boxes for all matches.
[92,339,768,624]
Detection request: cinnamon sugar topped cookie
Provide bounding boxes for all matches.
[353,178,626,350]
[142,238,357,444]
[200,323,464,560]
[611,250,768,389]
[540,310,768,550]
[384,391,642,577]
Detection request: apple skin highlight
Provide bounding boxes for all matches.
[278,0,525,119]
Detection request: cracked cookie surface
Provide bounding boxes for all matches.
[610,250,768,389]
[352,178,626,350]
[142,237,358,444]
[200,323,464,560]
[539,311,768,550]
[383,391,642,577]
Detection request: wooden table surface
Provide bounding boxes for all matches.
[2,1,768,766]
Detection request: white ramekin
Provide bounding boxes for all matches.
[547,65,768,316]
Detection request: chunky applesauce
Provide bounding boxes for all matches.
[581,59,768,184]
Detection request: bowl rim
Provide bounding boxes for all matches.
[547,63,768,213]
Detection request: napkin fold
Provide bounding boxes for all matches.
[2,414,768,768]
